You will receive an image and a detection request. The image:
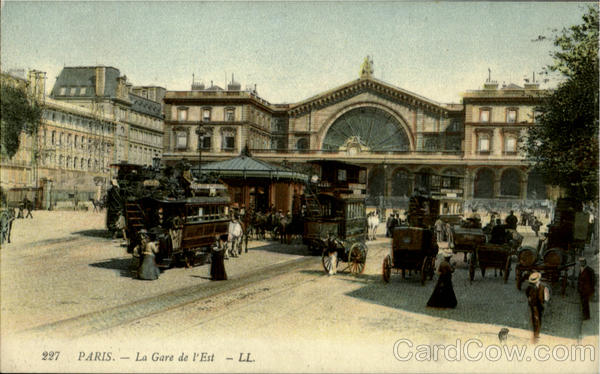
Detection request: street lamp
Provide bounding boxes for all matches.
[195,126,206,180]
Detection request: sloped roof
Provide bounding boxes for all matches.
[50,66,121,98]
[201,155,308,182]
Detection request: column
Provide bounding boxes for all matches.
[520,174,529,200]
[493,170,501,198]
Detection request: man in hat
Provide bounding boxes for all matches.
[506,210,518,231]
[577,257,596,320]
[525,272,550,340]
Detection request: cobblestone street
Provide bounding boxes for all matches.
[1,211,598,373]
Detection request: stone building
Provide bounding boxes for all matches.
[1,66,165,207]
[161,58,554,214]
[50,66,165,168]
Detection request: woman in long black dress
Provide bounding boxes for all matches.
[210,235,228,281]
[427,250,457,308]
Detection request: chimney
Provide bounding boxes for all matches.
[95,66,106,96]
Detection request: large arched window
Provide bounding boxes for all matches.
[500,168,521,197]
[474,168,494,198]
[323,107,409,152]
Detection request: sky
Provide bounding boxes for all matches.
[0,1,592,104]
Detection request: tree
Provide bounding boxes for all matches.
[0,83,43,159]
[524,6,599,203]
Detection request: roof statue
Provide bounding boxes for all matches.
[360,56,374,78]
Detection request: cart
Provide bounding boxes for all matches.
[382,227,438,285]
[303,196,368,275]
[470,228,523,282]
[515,246,575,295]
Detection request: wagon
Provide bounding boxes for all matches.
[382,226,438,285]
[515,245,575,295]
[128,192,230,268]
[471,243,512,282]
[451,225,486,260]
[470,228,522,282]
[303,194,368,275]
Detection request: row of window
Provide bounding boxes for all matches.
[44,110,114,135]
[44,130,112,154]
[476,132,518,154]
[130,128,162,147]
[177,107,235,122]
[58,86,88,96]
[478,107,537,124]
[174,130,235,151]
[43,154,108,173]
[128,144,159,165]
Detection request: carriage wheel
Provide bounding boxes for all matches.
[348,243,366,275]
[321,251,338,274]
[382,255,392,283]
[503,257,511,284]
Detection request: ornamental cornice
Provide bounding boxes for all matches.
[288,78,449,118]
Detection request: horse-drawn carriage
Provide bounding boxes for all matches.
[302,161,368,275]
[382,193,439,284]
[108,160,231,269]
[304,195,368,274]
[452,218,522,282]
[382,227,437,284]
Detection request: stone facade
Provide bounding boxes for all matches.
[1,66,165,206]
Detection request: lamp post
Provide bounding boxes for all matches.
[195,126,206,180]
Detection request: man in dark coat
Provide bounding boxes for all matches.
[525,272,549,340]
[577,257,596,320]
[385,214,394,237]
[490,219,509,244]
[506,210,518,230]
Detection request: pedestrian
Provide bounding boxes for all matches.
[136,230,160,281]
[577,257,596,321]
[444,222,454,248]
[325,232,341,275]
[23,197,33,219]
[386,213,394,237]
[434,217,444,242]
[531,217,541,237]
[210,235,228,281]
[525,272,550,341]
[506,210,518,230]
[427,249,457,309]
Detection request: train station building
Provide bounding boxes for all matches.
[162,58,553,214]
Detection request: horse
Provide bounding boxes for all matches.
[227,219,244,258]
[367,212,380,241]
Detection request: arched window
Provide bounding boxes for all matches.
[367,166,386,198]
[500,168,521,197]
[415,167,436,193]
[474,168,494,198]
[391,168,412,197]
[296,138,309,152]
